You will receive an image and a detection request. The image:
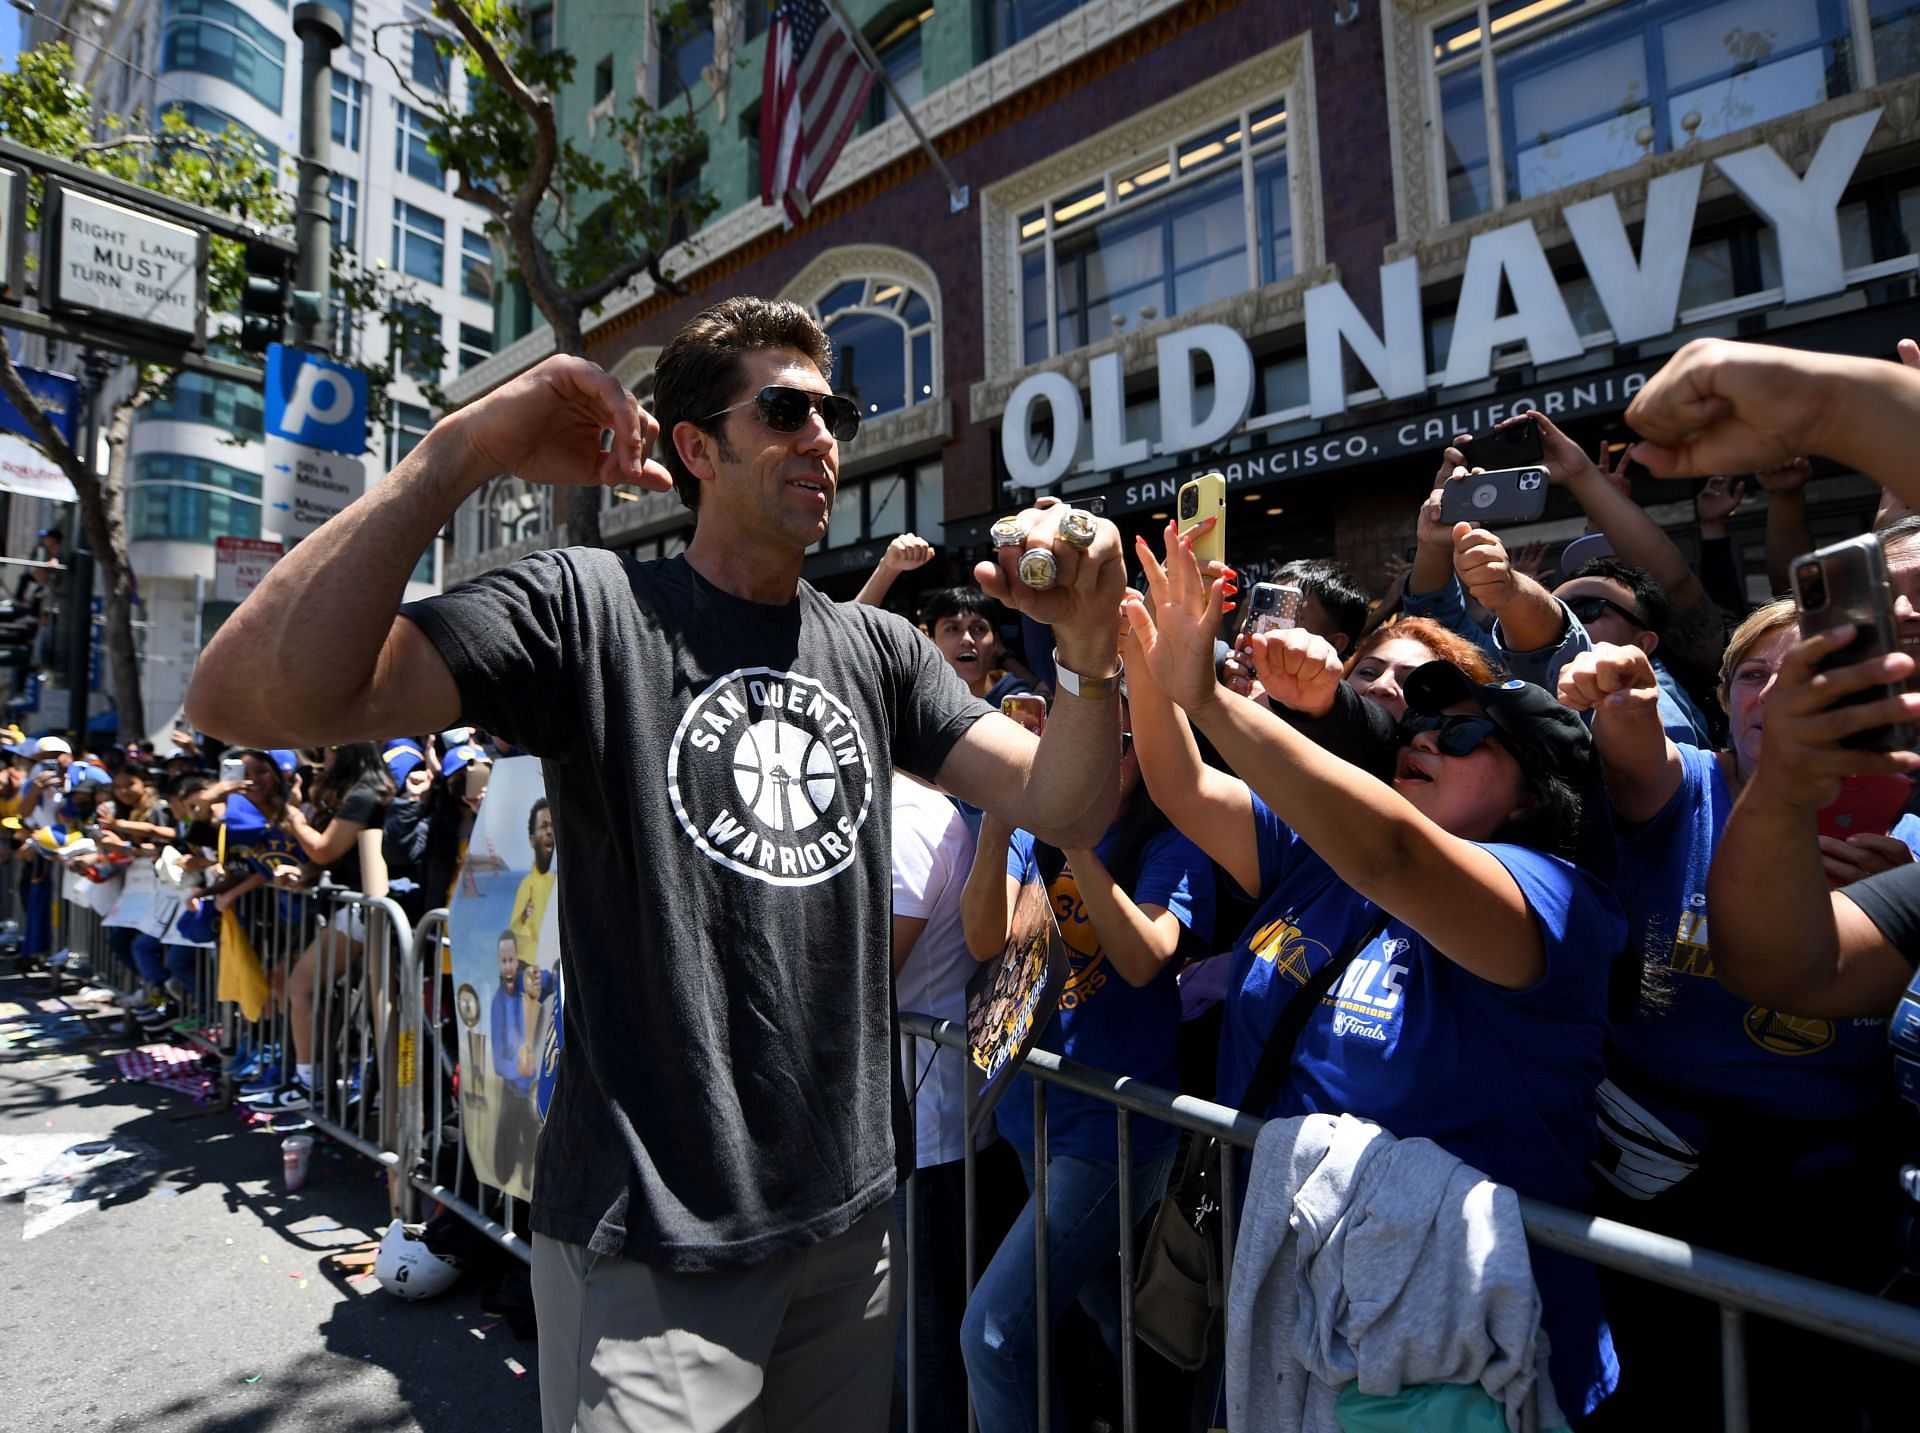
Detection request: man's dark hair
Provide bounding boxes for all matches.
[651,297,834,516]
[1878,515,1920,552]
[1275,559,1369,647]
[528,796,550,840]
[1569,557,1669,638]
[919,587,999,629]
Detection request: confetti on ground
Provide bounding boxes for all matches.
[298,1280,308,1290]
[505,1358,526,1377]
[286,1271,302,1280]
[469,1328,485,1341]
[243,1374,262,1384]
[479,1322,499,1333]
[259,1255,270,1264]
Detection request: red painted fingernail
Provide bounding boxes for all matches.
[1223,602,1237,613]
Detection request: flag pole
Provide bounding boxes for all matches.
[818,0,970,212]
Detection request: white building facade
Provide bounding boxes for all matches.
[53,0,498,736]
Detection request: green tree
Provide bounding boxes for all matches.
[0,43,444,738]
[379,0,717,546]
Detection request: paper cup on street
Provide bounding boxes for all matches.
[282,1134,315,1191]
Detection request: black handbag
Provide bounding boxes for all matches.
[1132,911,1392,1370]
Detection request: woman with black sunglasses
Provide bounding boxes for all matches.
[1124,523,1624,1422]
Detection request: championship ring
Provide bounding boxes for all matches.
[1059,509,1097,550]
[1019,548,1058,590]
[990,515,1027,550]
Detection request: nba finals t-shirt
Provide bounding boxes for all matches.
[1608,743,1896,1139]
[992,820,1213,1163]
[402,550,988,1272]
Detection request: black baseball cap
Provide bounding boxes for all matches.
[1402,661,1598,788]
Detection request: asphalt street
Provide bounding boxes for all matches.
[0,961,543,1433]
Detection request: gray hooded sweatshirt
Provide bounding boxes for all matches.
[1224,1112,1566,1433]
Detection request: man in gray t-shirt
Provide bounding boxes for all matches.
[186,296,1128,1432]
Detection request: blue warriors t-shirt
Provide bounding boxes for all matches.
[1219,793,1624,1415]
[1609,744,1896,1141]
[993,819,1214,1164]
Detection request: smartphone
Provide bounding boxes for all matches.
[463,760,492,805]
[1468,415,1543,468]
[1815,774,1914,842]
[1244,583,1305,637]
[1792,535,1917,752]
[1177,471,1226,567]
[1000,693,1046,725]
[1439,465,1550,526]
[219,756,245,784]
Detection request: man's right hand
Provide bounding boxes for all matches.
[1418,444,1473,553]
[1557,643,1660,716]
[1247,627,1344,718]
[1452,523,1518,613]
[452,354,673,493]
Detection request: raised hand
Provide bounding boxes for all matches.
[1120,523,1229,713]
[1818,832,1915,888]
[1247,626,1344,718]
[1695,475,1747,527]
[1452,523,1518,613]
[882,531,934,573]
[1556,642,1661,715]
[1510,538,1557,587]
[455,354,671,493]
[1625,338,1835,479]
[974,497,1129,676]
[1745,625,1920,811]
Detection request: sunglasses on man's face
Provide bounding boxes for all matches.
[1564,594,1648,630]
[1399,711,1501,758]
[700,385,862,442]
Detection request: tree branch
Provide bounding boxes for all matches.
[431,0,558,228]
[77,133,226,164]
[452,177,510,222]
[572,248,667,311]
[369,19,454,115]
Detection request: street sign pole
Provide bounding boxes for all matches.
[65,349,109,743]
[292,3,344,354]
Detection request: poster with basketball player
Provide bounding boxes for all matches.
[964,861,1068,1144]
[445,756,560,1201]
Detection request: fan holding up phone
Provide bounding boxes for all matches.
[1438,417,1550,528]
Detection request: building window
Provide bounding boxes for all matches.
[858,8,928,132]
[986,0,1084,54]
[392,200,445,282]
[1016,100,1290,363]
[818,460,944,551]
[813,276,937,421]
[131,452,261,543]
[329,173,359,248]
[527,3,553,51]
[396,103,442,187]
[147,372,265,437]
[663,141,707,245]
[393,301,440,381]
[331,72,362,150]
[477,473,552,549]
[461,230,493,301]
[411,27,449,92]
[458,321,493,371]
[159,0,286,110]
[1430,0,1859,223]
[594,54,614,102]
[159,99,278,167]
[658,0,712,104]
[1874,0,1920,80]
[389,401,433,468]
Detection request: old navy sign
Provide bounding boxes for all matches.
[1004,108,1885,489]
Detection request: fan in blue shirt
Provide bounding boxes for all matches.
[1124,523,1625,1421]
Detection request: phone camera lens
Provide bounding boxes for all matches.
[1797,562,1827,609]
[1178,490,1196,519]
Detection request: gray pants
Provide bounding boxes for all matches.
[532,1201,899,1433]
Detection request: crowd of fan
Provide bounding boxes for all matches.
[872,343,1920,1432]
[3,723,507,1116]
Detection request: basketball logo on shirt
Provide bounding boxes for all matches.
[1249,915,1330,986]
[1742,1005,1836,1056]
[667,667,874,887]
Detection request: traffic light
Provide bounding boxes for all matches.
[240,242,292,355]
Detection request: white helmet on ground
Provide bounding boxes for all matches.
[373,1218,462,1300]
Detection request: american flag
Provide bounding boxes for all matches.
[760,0,876,227]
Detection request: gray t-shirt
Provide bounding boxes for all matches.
[402,549,987,1271]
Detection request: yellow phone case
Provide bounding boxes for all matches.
[1177,472,1227,566]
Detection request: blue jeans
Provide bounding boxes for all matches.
[960,1144,1173,1433]
[130,931,167,988]
[163,944,200,999]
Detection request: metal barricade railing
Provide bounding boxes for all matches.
[897,1011,1920,1433]
[299,886,421,1223]
[404,906,532,1264]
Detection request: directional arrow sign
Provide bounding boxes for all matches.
[262,434,365,539]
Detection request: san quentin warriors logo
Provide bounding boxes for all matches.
[666,667,875,887]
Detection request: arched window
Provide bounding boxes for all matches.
[477,474,552,551]
[813,277,936,423]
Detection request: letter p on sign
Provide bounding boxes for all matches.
[265,343,369,456]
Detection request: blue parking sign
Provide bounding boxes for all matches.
[265,344,368,455]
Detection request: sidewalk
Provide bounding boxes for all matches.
[0,961,541,1433]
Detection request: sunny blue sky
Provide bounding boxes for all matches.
[1,7,19,68]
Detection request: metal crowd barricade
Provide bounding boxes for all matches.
[404,906,532,1263]
[897,1011,1920,1433]
[300,885,421,1222]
